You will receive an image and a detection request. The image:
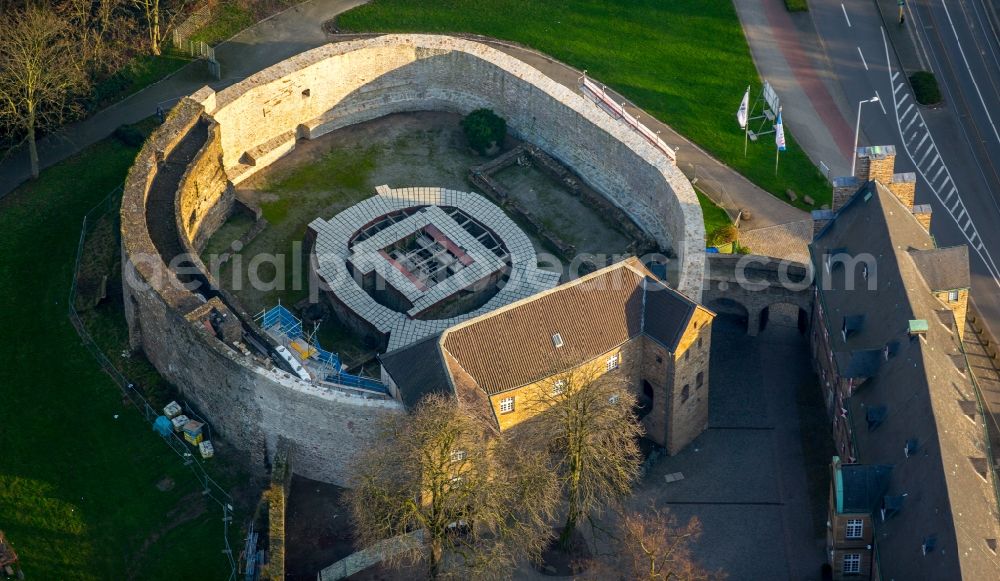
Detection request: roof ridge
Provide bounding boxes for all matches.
[440,256,647,338]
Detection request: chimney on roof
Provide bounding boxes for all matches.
[832,176,861,211]
[888,172,916,208]
[854,145,897,184]
[911,204,932,232]
[811,209,836,238]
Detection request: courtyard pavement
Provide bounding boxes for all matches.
[630,314,827,580]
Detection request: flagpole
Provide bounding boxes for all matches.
[774,105,783,176]
[744,85,750,157]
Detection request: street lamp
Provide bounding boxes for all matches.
[852,95,880,176]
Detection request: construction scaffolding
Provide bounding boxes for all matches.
[255,304,388,395]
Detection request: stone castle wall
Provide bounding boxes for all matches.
[121,99,402,487]
[121,35,706,485]
[176,120,233,252]
[199,34,704,302]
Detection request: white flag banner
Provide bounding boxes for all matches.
[775,109,786,151]
[737,86,749,129]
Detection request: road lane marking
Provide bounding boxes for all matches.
[881,26,1000,288]
[893,82,904,95]
[857,47,869,70]
[917,132,930,150]
[941,1,1000,145]
[874,90,887,114]
[842,3,852,27]
[904,113,919,132]
[931,165,946,183]
[892,71,900,81]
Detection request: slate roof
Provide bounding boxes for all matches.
[439,257,705,396]
[840,463,893,514]
[908,246,971,291]
[379,333,451,408]
[811,181,1000,579]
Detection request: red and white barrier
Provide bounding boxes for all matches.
[581,76,676,163]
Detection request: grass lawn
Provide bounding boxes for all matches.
[89,52,190,112]
[189,1,258,46]
[0,123,242,580]
[339,0,830,209]
[697,190,733,236]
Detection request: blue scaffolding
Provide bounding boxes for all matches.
[256,304,387,394]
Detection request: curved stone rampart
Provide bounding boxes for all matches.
[121,34,705,485]
[122,101,402,487]
[199,34,704,300]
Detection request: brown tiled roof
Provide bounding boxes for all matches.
[439,258,700,395]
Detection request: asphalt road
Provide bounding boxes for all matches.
[810,0,1000,340]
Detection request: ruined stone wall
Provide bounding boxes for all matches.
[197,34,704,301]
[177,120,233,252]
[121,97,403,487]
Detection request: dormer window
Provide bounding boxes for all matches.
[948,290,959,303]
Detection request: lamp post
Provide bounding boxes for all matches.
[852,95,880,176]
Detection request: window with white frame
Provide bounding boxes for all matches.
[845,519,863,539]
[451,449,467,463]
[499,397,515,414]
[842,553,861,574]
[609,394,620,405]
[948,290,959,302]
[606,354,620,371]
[552,379,567,396]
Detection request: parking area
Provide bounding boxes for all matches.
[630,314,830,580]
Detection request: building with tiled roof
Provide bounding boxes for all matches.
[810,147,1000,580]
[380,257,715,453]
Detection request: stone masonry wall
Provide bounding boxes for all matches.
[177,119,234,252]
[666,308,713,455]
[121,98,403,486]
[195,35,704,302]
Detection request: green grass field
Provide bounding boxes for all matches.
[697,190,733,236]
[339,0,830,208]
[0,125,241,580]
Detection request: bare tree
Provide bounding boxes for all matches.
[585,505,724,581]
[348,393,558,579]
[132,0,188,56]
[517,358,644,549]
[0,6,89,178]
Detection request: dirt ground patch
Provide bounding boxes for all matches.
[493,164,631,255]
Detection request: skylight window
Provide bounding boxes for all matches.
[552,333,564,348]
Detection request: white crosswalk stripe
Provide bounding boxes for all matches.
[881,26,1000,288]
